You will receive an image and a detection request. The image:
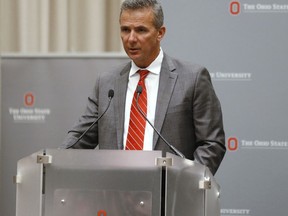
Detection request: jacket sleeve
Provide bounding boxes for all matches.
[192,68,226,175]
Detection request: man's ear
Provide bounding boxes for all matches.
[157,26,166,41]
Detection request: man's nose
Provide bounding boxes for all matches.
[128,31,137,42]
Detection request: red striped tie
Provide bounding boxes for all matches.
[126,70,149,150]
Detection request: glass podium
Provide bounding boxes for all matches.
[15,150,220,216]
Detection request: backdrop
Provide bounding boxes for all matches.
[1,0,288,216]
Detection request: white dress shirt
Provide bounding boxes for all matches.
[123,49,164,150]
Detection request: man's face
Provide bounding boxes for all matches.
[120,8,165,68]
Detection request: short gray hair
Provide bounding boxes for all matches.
[120,0,164,29]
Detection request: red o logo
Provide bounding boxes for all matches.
[97,210,107,216]
[24,92,35,107]
[228,137,238,151]
[230,1,241,15]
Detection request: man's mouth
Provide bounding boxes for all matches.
[128,48,140,55]
[129,47,139,51]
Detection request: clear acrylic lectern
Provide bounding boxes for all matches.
[15,150,220,216]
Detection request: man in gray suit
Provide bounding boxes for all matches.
[62,0,226,175]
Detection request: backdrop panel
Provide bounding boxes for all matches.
[161,1,288,216]
[0,54,129,216]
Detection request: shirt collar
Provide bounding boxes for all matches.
[130,48,164,77]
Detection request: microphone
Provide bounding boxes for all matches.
[136,86,185,158]
[66,89,114,149]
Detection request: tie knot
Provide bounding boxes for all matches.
[138,70,149,81]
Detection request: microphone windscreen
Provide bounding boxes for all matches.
[108,89,114,98]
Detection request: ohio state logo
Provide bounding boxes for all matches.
[227,137,238,151]
[230,1,241,15]
[24,92,35,107]
[97,210,107,216]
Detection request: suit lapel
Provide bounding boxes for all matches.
[115,63,131,149]
[153,55,178,148]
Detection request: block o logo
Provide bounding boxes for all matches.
[97,210,107,216]
[24,92,35,107]
[227,137,238,151]
[230,1,241,15]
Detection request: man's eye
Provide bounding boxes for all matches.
[138,28,147,33]
[121,28,130,32]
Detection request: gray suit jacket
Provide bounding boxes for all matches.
[62,54,226,175]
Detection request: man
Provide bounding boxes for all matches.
[62,0,226,175]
